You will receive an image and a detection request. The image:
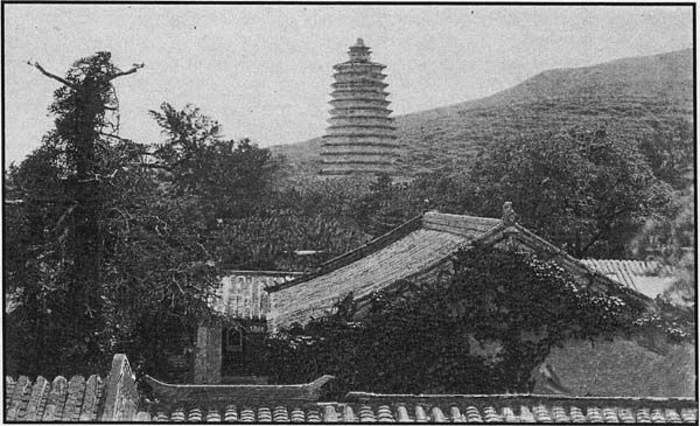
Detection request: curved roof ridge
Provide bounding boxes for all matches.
[267,214,425,292]
[268,211,502,293]
[344,390,697,405]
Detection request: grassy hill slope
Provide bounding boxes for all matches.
[272,48,692,182]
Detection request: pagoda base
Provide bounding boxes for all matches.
[320,163,397,176]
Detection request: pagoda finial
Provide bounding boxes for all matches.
[347,38,371,62]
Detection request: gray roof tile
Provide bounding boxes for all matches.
[146,401,696,423]
[580,259,676,299]
[268,211,654,330]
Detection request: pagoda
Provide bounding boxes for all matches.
[320,38,400,176]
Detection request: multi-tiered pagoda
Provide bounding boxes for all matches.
[320,38,400,176]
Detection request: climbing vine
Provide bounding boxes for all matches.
[255,246,648,396]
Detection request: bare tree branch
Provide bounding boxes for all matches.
[75,169,120,184]
[109,63,144,81]
[99,131,132,143]
[28,61,74,88]
[108,86,120,133]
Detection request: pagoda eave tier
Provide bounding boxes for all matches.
[321,160,396,167]
[328,114,394,119]
[333,62,386,71]
[331,90,390,97]
[333,72,388,80]
[332,81,389,89]
[330,95,390,103]
[323,132,398,139]
[320,165,398,176]
[322,140,401,148]
[330,99,391,107]
[327,117,395,126]
[330,107,393,116]
[326,124,396,136]
[321,150,401,158]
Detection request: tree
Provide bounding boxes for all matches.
[147,103,374,272]
[5,56,224,379]
[638,118,694,191]
[630,179,695,343]
[209,207,369,271]
[350,171,476,237]
[5,53,144,375]
[30,54,144,287]
[462,127,672,258]
[149,103,280,221]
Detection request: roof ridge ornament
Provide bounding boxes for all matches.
[502,201,517,226]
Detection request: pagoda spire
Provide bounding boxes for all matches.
[320,38,400,176]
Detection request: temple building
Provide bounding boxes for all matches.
[320,38,400,176]
[6,208,696,421]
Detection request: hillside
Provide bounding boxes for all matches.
[271,48,692,182]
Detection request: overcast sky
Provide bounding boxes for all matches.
[4,5,693,165]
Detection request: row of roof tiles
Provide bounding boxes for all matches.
[6,355,698,423]
[580,259,675,300]
[5,375,104,422]
[148,402,697,423]
[213,271,301,320]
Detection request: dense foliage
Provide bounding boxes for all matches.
[630,180,696,344]
[256,246,647,396]
[346,126,675,261]
[3,58,369,376]
[461,127,671,258]
[638,118,694,191]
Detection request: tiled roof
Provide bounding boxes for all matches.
[269,212,501,329]
[268,210,652,330]
[4,354,144,421]
[8,354,697,422]
[4,375,104,422]
[212,271,302,320]
[580,259,676,299]
[144,391,698,423]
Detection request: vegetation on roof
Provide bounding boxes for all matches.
[252,246,656,397]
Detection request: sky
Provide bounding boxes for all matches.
[3,5,693,165]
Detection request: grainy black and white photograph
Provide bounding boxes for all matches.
[2,3,696,423]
